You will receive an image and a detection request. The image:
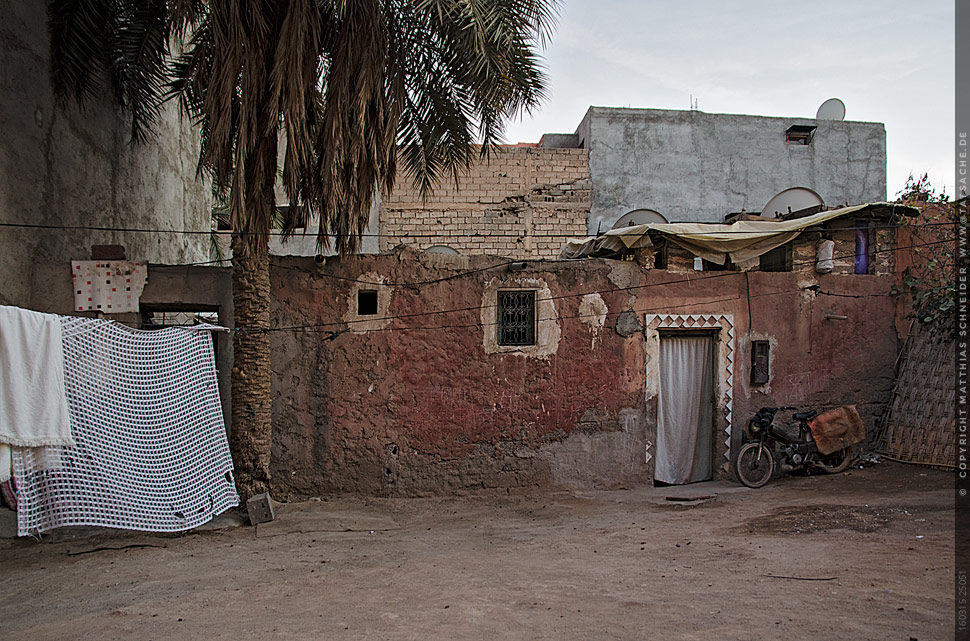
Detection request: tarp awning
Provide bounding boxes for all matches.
[560,202,918,264]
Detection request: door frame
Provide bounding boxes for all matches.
[643,314,736,477]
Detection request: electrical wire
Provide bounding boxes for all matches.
[265,229,955,289]
[156,228,955,293]
[0,213,954,291]
[0,218,954,238]
[148,259,230,267]
[270,258,558,286]
[284,282,919,338]
[252,237,953,334]
[14,220,952,334]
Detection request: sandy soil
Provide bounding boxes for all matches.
[0,460,953,641]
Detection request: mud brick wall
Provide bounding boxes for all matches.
[892,202,953,337]
[660,219,895,276]
[270,250,648,498]
[821,220,894,276]
[380,148,590,259]
[269,246,902,499]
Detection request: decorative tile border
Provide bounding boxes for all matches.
[644,314,735,462]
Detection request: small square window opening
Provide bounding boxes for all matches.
[702,258,733,272]
[358,290,378,316]
[785,125,816,145]
[653,242,668,270]
[498,290,536,346]
[759,243,793,272]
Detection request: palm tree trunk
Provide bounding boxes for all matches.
[229,130,278,502]
[230,241,272,501]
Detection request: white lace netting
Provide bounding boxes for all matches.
[13,317,238,536]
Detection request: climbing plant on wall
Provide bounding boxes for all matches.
[896,173,958,331]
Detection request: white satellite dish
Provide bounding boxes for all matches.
[761,187,825,219]
[612,208,668,229]
[424,245,460,255]
[816,98,846,121]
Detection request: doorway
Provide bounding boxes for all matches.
[655,332,716,484]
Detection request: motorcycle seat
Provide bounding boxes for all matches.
[793,410,818,421]
[768,424,803,444]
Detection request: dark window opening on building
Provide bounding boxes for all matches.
[702,258,732,271]
[141,306,219,330]
[140,305,222,364]
[498,290,536,346]
[654,242,668,270]
[785,125,816,145]
[358,290,378,315]
[759,244,793,272]
[854,220,873,274]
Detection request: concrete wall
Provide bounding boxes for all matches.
[576,107,886,233]
[380,148,590,259]
[268,228,900,499]
[0,3,211,308]
[28,263,234,431]
[263,197,382,258]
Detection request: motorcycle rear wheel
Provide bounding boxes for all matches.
[815,445,854,474]
[734,442,774,488]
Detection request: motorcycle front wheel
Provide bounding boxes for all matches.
[815,445,854,474]
[734,442,774,488]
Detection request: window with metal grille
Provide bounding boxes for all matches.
[497,290,535,346]
[140,307,219,330]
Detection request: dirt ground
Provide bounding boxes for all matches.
[0,460,953,641]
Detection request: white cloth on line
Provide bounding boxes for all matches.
[0,444,9,484]
[13,317,238,536]
[0,306,74,481]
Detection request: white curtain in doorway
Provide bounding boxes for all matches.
[656,336,714,484]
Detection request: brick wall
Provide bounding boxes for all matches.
[380,148,590,259]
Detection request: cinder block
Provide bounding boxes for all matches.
[247,493,276,525]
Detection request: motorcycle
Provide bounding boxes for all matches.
[733,406,855,488]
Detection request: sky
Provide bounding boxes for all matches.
[502,0,956,200]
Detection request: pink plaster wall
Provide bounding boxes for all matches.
[269,247,900,498]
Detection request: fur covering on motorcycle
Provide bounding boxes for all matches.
[808,405,866,455]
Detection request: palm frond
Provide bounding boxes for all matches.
[49,0,116,104]
[391,0,556,194]
[51,0,560,257]
[111,0,171,142]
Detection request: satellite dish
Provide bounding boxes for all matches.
[816,98,846,121]
[424,245,460,255]
[612,208,668,229]
[761,187,825,219]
